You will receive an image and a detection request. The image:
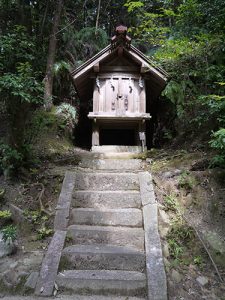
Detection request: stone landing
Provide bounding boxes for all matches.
[91,146,143,153]
[35,159,167,300]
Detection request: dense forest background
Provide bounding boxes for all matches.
[0,0,225,175]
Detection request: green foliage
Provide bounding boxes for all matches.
[162,80,185,117]
[168,237,184,260]
[167,222,195,262]
[0,210,11,219]
[210,129,225,151]
[164,193,178,212]
[177,0,225,35]
[1,225,17,244]
[178,171,197,191]
[37,227,53,240]
[0,62,43,104]
[124,1,144,12]
[25,109,58,145]
[24,210,42,225]
[55,103,78,129]
[154,26,225,143]
[124,1,169,47]
[124,0,224,151]
[0,26,36,71]
[23,209,52,240]
[210,129,225,167]
[0,25,44,167]
[25,104,78,147]
[0,26,43,105]
[53,61,71,75]
[62,27,108,61]
[194,255,203,267]
[0,141,23,176]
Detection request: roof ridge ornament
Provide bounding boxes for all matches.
[111,25,131,51]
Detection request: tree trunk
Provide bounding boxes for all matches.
[95,0,101,35]
[7,98,30,152]
[44,0,64,111]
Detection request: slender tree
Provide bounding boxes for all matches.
[44,0,64,111]
[95,0,101,35]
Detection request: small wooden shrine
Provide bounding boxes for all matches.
[71,25,168,152]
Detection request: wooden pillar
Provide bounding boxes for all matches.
[92,119,100,146]
[136,122,141,146]
[138,120,146,151]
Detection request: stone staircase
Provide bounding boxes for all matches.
[35,159,167,300]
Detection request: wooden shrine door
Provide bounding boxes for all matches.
[94,75,145,115]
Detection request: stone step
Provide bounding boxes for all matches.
[67,225,144,250]
[92,146,143,153]
[0,297,147,300]
[70,208,143,227]
[56,270,146,296]
[78,159,142,170]
[60,244,145,271]
[4,294,147,300]
[72,190,141,209]
[75,172,139,191]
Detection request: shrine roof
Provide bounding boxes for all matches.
[71,43,169,100]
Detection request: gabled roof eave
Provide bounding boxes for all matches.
[71,44,168,85]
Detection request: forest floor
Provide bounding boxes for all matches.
[0,147,225,299]
[146,149,225,300]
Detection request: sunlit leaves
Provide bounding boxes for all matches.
[0,27,43,105]
[124,0,144,12]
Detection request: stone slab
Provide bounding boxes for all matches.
[67,225,145,250]
[92,146,143,153]
[24,272,39,290]
[71,208,143,227]
[56,270,146,296]
[143,203,168,300]
[79,159,142,170]
[72,190,141,209]
[35,230,66,296]
[139,172,155,206]
[139,171,167,300]
[56,171,76,208]
[2,297,146,300]
[54,171,76,230]
[2,296,146,300]
[8,203,26,224]
[61,244,145,271]
[202,230,225,267]
[75,172,139,191]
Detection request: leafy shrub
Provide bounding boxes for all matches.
[0,210,12,227]
[0,210,11,219]
[1,225,17,244]
[178,171,197,191]
[167,223,194,261]
[26,104,78,146]
[164,193,178,212]
[23,210,42,224]
[37,227,53,240]
[0,141,23,176]
[55,103,78,130]
[210,128,225,167]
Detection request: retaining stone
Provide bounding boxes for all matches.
[35,230,66,296]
